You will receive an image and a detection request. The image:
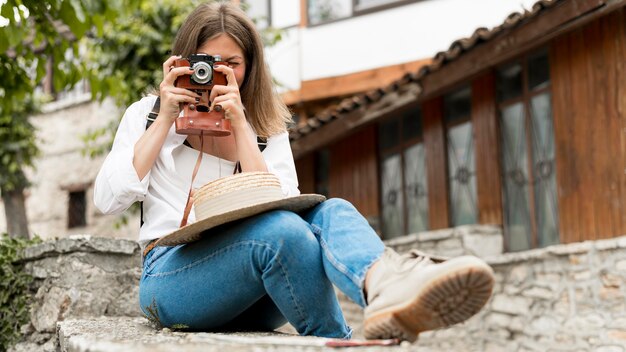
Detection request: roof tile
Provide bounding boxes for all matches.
[290,0,562,141]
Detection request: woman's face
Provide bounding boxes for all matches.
[197,33,246,87]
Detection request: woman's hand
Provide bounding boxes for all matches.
[209,64,246,129]
[132,56,203,179]
[158,55,202,122]
[209,64,266,172]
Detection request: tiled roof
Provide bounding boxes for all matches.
[289,0,562,141]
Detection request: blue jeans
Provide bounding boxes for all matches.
[139,198,385,338]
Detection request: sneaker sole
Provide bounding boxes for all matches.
[364,257,494,342]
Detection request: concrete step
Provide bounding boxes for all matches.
[57,317,426,352]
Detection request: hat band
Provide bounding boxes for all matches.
[194,186,285,221]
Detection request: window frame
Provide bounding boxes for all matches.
[67,189,87,229]
[377,107,426,238]
[443,86,478,227]
[496,48,556,252]
[243,0,302,30]
[306,0,423,27]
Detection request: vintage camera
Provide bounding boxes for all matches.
[173,54,230,136]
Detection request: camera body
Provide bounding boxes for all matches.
[173,54,230,136]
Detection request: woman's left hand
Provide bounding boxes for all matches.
[209,64,246,129]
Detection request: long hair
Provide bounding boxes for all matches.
[172,2,291,137]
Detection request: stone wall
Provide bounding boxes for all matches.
[11,229,626,351]
[11,235,142,352]
[385,224,504,258]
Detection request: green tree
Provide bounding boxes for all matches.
[81,0,205,160]
[1,0,282,235]
[0,0,139,238]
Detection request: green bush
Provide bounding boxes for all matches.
[0,234,40,351]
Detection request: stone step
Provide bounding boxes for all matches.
[57,317,427,352]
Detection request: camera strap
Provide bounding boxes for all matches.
[179,132,204,228]
[140,97,161,228]
[145,97,160,130]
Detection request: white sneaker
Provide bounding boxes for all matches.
[364,248,494,342]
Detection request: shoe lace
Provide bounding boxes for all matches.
[408,249,448,263]
[365,249,449,305]
[384,248,448,272]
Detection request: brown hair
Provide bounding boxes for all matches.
[172,1,291,137]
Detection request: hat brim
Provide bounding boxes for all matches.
[155,194,326,247]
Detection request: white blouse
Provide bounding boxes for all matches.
[93,95,300,245]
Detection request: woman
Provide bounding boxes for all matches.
[94,1,494,341]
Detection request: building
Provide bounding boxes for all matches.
[264,1,626,346]
[2,0,623,252]
[262,0,626,252]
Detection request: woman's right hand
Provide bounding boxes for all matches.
[158,55,202,122]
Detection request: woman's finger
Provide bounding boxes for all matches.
[213,100,234,118]
[165,93,198,105]
[168,87,202,99]
[213,64,238,88]
[211,96,245,121]
[208,84,230,103]
[162,55,182,77]
[211,93,239,107]
[161,66,195,87]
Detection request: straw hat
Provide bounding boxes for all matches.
[155,172,325,246]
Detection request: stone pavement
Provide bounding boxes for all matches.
[56,317,432,352]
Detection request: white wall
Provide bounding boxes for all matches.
[266,26,302,93]
[270,0,300,28]
[266,0,539,93]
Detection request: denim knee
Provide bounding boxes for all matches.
[310,198,360,219]
[320,198,355,211]
[250,210,320,258]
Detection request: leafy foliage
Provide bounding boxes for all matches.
[0,0,141,233]
[80,0,205,158]
[0,95,39,192]
[84,0,204,108]
[0,1,141,188]
[80,0,283,158]
[0,38,41,191]
[0,233,41,350]
[0,0,284,232]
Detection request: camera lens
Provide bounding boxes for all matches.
[191,61,212,84]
